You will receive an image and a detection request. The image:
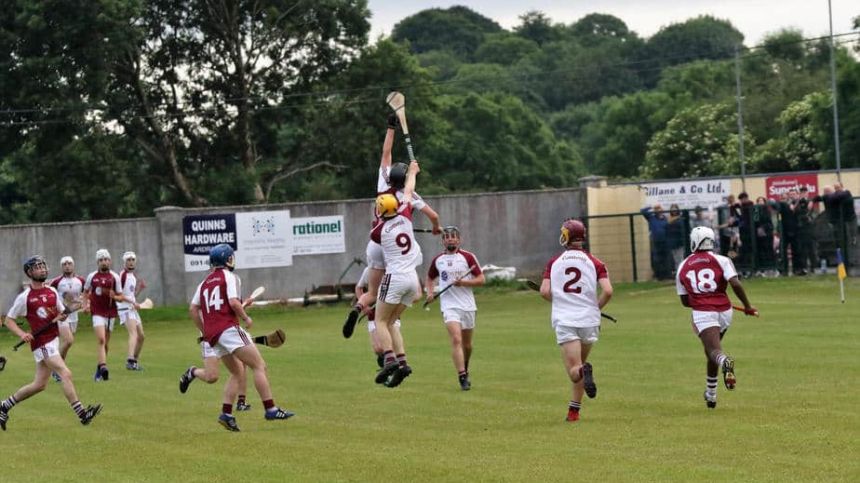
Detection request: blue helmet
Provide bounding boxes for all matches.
[209,244,235,269]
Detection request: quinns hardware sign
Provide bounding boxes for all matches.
[183,211,293,272]
[641,179,730,209]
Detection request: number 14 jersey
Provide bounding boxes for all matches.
[675,252,737,312]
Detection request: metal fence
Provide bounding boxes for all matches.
[580,197,859,282]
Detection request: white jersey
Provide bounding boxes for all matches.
[377,166,427,211]
[543,249,609,328]
[357,267,370,289]
[116,270,138,310]
[49,275,84,323]
[370,203,421,274]
[428,250,482,312]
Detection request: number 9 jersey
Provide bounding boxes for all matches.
[675,252,737,311]
[543,249,608,328]
[370,203,422,274]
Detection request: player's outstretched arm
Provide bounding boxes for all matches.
[597,278,613,309]
[402,160,419,204]
[380,117,396,170]
[419,205,442,234]
[4,317,30,342]
[539,278,552,302]
[728,277,757,315]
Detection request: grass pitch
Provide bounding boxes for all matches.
[0,277,858,482]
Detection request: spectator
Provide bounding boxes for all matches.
[814,183,857,265]
[666,204,686,272]
[754,196,776,276]
[641,204,672,280]
[736,193,755,276]
[794,186,816,275]
[718,195,740,258]
[776,189,800,275]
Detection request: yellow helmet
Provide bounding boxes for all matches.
[376,194,399,218]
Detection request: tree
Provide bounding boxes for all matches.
[474,33,540,66]
[514,10,561,46]
[569,13,635,46]
[391,6,501,58]
[641,16,744,87]
[642,102,754,178]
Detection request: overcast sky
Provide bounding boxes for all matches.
[367,0,858,46]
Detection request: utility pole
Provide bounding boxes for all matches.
[828,0,842,182]
[734,45,747,192]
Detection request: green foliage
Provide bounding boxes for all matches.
[642,102,754,178]
[751,91,830,172]
[474,33,540,66]
[391,6,501,58]
[513,10,561,46]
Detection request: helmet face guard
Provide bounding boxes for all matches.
[23,256,48,282]
[442,225,461,251]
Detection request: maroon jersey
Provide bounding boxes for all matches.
[191,268,241,345]
[6,286,64,351]
[675,251,738,312]
[85,271,120,317]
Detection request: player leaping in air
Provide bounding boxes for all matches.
[369,160,423,388]
[342,113,441,339]
[676,226,757,409]
[540,220,613,422]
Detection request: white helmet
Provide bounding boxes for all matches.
[690,226,716,252]
[96,248,111,261]
[122,251,137,262]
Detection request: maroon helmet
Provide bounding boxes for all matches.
[559,219,586,246]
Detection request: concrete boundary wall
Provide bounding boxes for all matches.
[1,188,585,308]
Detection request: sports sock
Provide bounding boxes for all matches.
[568,400,581,413]
[352,303,364,314]
[383,350,396,366]
[1,395,18,411]
[706,376,718,398]
[396,353,407,367]
[222,404,233,415]
[458,370,468,382]
[127,357,136,364]
[708,349,727,367]
[263,399,275,411]
[71,400,85,418]
[237,395,246,406]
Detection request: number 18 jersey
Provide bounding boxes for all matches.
[675,251,737,312]
[543,248,608,328]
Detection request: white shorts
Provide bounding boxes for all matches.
[690,309,733,335]
[367,319,402,332]
[58,320,78,334]
[443,309,476,330]
[554,325,599,346]
[34,337,61,363]
[378,271,420,306]
[366,241,385,270]
[201,341,217,359]
[119,309,141,326]
[212,326,253,358]
[92,315,117,331]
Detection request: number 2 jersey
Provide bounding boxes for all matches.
[191,267,241,345]
[370,203,421,274]
[675,251,737,312]
[543,248,608,328]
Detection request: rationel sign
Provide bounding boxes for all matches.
[182,211,346,271]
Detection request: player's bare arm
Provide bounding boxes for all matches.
[229,297,253,328]
[402,160,419,203]
[539,278,552,301]
[597,277,613,309]
[380,116,396,170]
[728,277,757,315]
[419,205,442,234]
[454,272,485,287]
[4,317,32,343]
[189,304,204,333]
[425,275,437,303]
[679,294,691,307]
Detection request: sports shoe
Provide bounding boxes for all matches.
[376,353,384,368]
[236,401,251,412]
[722,357,736,390]
[80,404,102,425]
[375,362,399,384]
[264,408,295,420]
[704,391,717,409]
[179,367,196,394]
[0,407,8,431]
[218,413,240,432]
[126,360,143,371]
[100,366,109,381]
[582,362,597,399]
[52,371,62,383]
[342,309,360,339]
[0,355,6,372]
[93,367,103,382]
[459,375,471,391]
[566,409,580,422]
[385,365,413,388]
